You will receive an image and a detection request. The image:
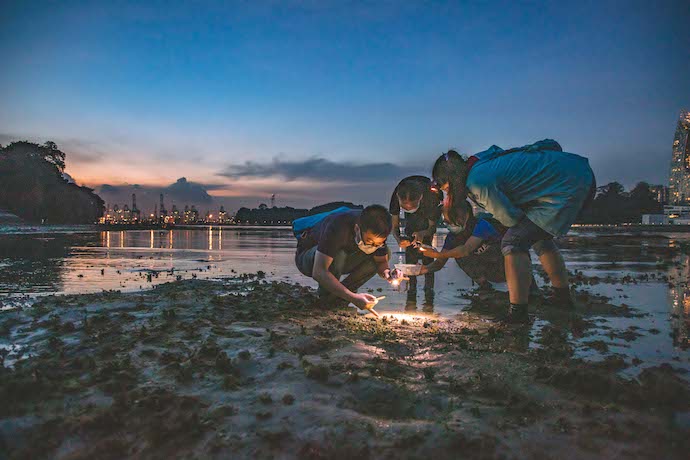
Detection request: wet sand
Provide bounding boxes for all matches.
[2,268,690,459]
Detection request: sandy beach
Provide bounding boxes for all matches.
[2,264,689,459]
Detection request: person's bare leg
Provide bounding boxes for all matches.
[536,244,573,307]
[538,249,568,288]
[504,252,532,304]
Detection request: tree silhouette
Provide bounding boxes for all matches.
[578,181,662,224]
[0,141,103,223]
[40,141,66,172]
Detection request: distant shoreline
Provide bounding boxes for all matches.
[97,223,294,230]
[93,223,690,233]
[0,223,295,235]
[5,222,690,236]
[570,224,690,233]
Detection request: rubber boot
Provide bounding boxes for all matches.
[504,303,530,324]
[545,286,574,309]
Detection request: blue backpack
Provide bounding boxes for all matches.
[292,206,354,239]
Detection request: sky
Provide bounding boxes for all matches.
[1,0,689,213]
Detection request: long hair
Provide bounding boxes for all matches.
[432,150,469,224]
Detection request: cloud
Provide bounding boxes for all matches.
[219,156,423,183]
[97,177,221,210]
[210,156,434,210]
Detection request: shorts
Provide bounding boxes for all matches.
[501,217,558,256]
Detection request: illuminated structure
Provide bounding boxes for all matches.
[189,205,199,223]
[649,185,669,204]
[668,110,690,204]
[99,198,231,225]
[218,206,228,224]
[159,194,167,222]
[132,194,140,221]
[171,204,180,223]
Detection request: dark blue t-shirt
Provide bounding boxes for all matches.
[299,210,388,258]
[443,218,503,255]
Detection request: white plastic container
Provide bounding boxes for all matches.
[394,263,423,276]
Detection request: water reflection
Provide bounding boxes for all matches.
[0,228,301,296]
[0,233,93,295]
[405,288,435,312]
[670,254,690,349]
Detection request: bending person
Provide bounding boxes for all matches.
[389,176,443,295]
[420,200,540,297]
[295,205,397,311]
[431,139,595,323]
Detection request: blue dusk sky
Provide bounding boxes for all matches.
[1,0,689,212]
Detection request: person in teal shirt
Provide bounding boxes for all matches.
[431,139,595,323]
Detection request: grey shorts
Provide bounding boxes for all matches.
[456,243,506,283]
[501,217,558,256]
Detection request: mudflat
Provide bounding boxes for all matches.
[1,269,689,459]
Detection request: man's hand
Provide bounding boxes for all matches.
[399,236,417,248]
[418,245,442,258]
[399,239,413,248]
[384,268,408,286]
[382,268,399,280]
[351,293,378,310]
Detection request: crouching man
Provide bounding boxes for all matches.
[295,205,397,311]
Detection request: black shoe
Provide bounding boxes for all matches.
[544,288,574,309]
[503,303,530,324]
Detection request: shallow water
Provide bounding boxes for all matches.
[1,226,689,373]
[0,227,477,313]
